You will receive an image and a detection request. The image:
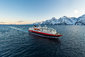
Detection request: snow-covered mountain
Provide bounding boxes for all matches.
[58,16,77,25]
[76,14,85,25]
[34,14,85,25]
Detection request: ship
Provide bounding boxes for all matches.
[28,25,62,38]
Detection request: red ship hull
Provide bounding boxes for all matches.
[29,30,62,38]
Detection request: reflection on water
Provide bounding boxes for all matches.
[29,32,61,44]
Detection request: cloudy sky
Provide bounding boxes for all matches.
[0,0,85,24]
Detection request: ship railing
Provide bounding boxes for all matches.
[40,27,56,34]
[29,27,56,34]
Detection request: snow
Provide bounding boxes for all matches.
[34,14,85,25]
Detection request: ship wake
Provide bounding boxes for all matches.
[9,26,28,33]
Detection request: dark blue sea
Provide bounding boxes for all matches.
[0,25,85,57]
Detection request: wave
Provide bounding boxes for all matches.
[9,26,28,33]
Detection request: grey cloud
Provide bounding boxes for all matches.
[17,21,24,23]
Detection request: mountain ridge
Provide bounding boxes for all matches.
[34,14,85,25]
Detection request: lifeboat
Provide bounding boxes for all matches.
[28,25,62,38]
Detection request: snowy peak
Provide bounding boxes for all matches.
[34,14,85,25]
[51,17,57,20]
[76,14,85,25]
[60,16,68,19]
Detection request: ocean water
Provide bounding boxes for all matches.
[0,25,85,57]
